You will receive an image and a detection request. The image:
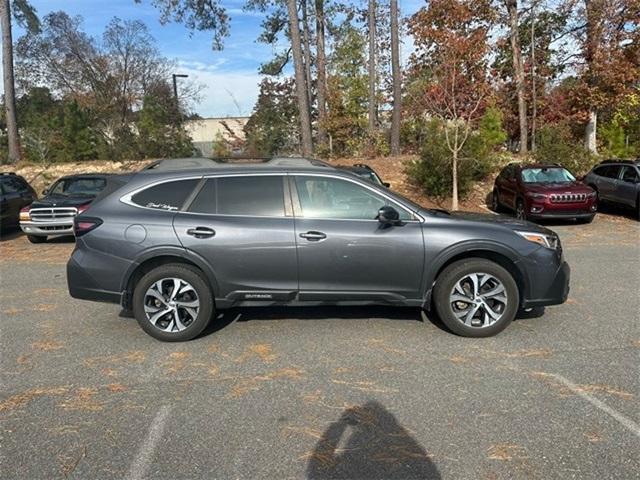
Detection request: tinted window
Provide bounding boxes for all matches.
[620,166,639,183]
[188,179,217,214]
[1,177,24,194]
[294,176,411,220]
[596,165,621,179]
[131,179,199,211]
[188,176,285,217]
[218,176,284,216]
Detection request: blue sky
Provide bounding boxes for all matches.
[6,0,425,117]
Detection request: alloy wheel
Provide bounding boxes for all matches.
[449,272,508,328]
[516,202,526,220]
[143,278,200,332]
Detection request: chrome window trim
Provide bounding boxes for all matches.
[120,171,424,222]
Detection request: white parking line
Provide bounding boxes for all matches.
[548,373,640,439]
[126,405,172,480]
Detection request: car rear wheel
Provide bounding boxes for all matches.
[133,264,214,342]
[433,259,519,337]
[27,235,47,244]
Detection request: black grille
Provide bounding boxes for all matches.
[550,193,587,203]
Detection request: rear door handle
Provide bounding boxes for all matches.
[299,231,327,241]
[186,227,216,238]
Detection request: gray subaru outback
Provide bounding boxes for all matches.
[67,158,570,341]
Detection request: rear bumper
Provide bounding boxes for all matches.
[67,248,123,304]
[20,220,74,237]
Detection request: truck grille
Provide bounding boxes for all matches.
[29,207,78,222]
[550,193,587,203]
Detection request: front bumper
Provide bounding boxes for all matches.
[527,211,594,220]
[519,249,570,308]
[20,220,74,237]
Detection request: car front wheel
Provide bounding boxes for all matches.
[515,200,527,221]
[133,264,214,342]
[27,234,47,244]
[433,259,520,337]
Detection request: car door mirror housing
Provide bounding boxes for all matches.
[377,205,400,225]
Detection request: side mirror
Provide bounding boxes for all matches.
[377,205,400,225]
[383,182,390,188]
[42,189,49,195]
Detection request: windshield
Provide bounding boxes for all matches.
[49,178,107,196]
[521,168,575,184]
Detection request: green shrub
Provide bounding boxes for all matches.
[534,124,596,174]
[407,107,507,199]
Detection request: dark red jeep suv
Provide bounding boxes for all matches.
[492,164,597,222]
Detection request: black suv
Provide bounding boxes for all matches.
[0,172,37,232]
[20,174,110,243]
[583,159,640,219]
[67,158,570,341]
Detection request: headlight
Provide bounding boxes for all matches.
[526,192,547,200]
[587,191,597,198]
[19,207,31,221]
[515,231,559,249]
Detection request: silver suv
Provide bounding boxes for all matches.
[584,159,640,220]
[67,158,570,341]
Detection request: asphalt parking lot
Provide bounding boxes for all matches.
[1,212,639,479]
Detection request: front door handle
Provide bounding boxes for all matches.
[299,231,327,241]
[186,227,216,238]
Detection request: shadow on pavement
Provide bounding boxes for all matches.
[201,306,435,337]
[305,401,441,480]
[200,304,544,338]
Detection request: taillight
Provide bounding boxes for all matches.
[73,216,102,237]
[19,206,31,222]
[76,202,92,215]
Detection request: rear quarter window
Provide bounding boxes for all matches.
[130,179,199,211]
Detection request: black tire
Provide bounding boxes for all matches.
[132,263,214,342]
[433,258,520,338]
[491,189,502,212]
[515,199,527,221]
[27,234,47,244]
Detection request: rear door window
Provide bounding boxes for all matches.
[187,176,285,217]
[131,179,200,211]
[598,165,621,179]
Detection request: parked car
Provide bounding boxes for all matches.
[0,172,37,232]
[67,158,569,341]
[492,163,597,223]
[583,159,640,220]
[336,164,390,187]
[20,174,110,243]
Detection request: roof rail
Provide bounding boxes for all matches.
[1,172,16,176]
[353,163,374,171]
[600,159,634,164]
